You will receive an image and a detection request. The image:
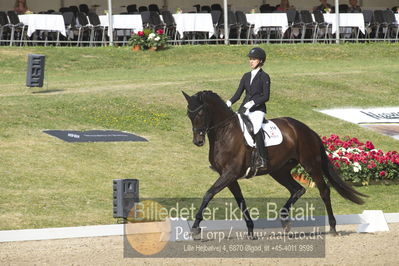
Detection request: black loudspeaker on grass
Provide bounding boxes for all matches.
[26,54,45,87]
[113,179,139,219]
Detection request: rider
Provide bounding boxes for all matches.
[226,47,270,169]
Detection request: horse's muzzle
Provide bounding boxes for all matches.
[193,135,205,146]
[194,139,205,146]
[193,132,206,146]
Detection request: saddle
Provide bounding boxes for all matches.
[236,113,283,179]
[240,114,268,137]
[237,113,283,148]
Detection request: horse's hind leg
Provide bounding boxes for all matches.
[228,181,255,239]
[312,173,338,235]
[301,161,338,235]
[270,164,306,232]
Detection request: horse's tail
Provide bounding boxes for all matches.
[319,138,367,205]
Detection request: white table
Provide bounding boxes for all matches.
[99,14,143,31]
[323,13,365,34]
[246,13,289,35]
[19,14,66,37]
[99,14,143,37]
[172,13,214,38]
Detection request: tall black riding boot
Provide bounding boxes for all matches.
[255,131,268,169]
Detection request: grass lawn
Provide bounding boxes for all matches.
[0,43,398,230]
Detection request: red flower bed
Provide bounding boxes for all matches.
[292,134,399,185]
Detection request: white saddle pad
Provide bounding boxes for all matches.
[237,114,283,147]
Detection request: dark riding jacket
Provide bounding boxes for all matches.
[229,68,270,113]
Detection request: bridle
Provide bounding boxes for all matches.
[188,103,235,136]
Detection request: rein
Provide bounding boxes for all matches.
[188,103,235,136]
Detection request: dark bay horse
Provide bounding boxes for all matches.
[183,90,366,238]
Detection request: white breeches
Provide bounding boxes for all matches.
[247,111,265,134]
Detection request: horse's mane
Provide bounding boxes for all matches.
[199,90,234,115]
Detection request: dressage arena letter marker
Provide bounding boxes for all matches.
[357,210,390,233]
[113,179,139,219]
[26,54,45,87]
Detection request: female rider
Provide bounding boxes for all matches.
[226,47,270,169]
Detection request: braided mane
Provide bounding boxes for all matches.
[199,90,234,116]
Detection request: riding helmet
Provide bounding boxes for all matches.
[247,47,266,62]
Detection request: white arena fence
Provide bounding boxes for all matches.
[1,210,398,243]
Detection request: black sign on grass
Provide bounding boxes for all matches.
[43,130,148,143]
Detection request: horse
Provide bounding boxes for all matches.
[182,90,367,238]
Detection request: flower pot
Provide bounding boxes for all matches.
[299,176,307,184]
[131,45,141,51]
[292,174,301,181]
[148,46,158,51]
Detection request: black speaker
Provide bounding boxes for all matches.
[26,54,45,87]
[113,179,139,219]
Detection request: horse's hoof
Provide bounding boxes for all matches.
[330,229,339,236]
[247,234,258,240]
[191,227,201,235]
[191,227,202,240]
[280,219,291,233]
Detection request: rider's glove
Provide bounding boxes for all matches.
[244,100,254,116]
[226,100,232,108]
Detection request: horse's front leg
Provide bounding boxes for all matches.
[191,174,234,237]
[228,181,256,239]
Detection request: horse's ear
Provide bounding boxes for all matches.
[198,91,204,102]
[182,91,191,103]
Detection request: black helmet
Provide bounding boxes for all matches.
[247,47,266,63]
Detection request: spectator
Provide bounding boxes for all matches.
[14,0,29,14]
[348,0,361,13]
[276,0,295,12]
[314,0,333,13]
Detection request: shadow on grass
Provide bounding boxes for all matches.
[32,89,64,94]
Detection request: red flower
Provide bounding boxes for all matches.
[334,139,343,146]
[341,159,350,165]
[330,134,339,141]
[137,31,144,36]
[350,137,362,145]
[365,141,375,150]
[342,142,350,149]
[379,171,386,177]
[156,29,164,35]
[367,161,376,169]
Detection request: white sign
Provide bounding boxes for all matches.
[319,107,399,124]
